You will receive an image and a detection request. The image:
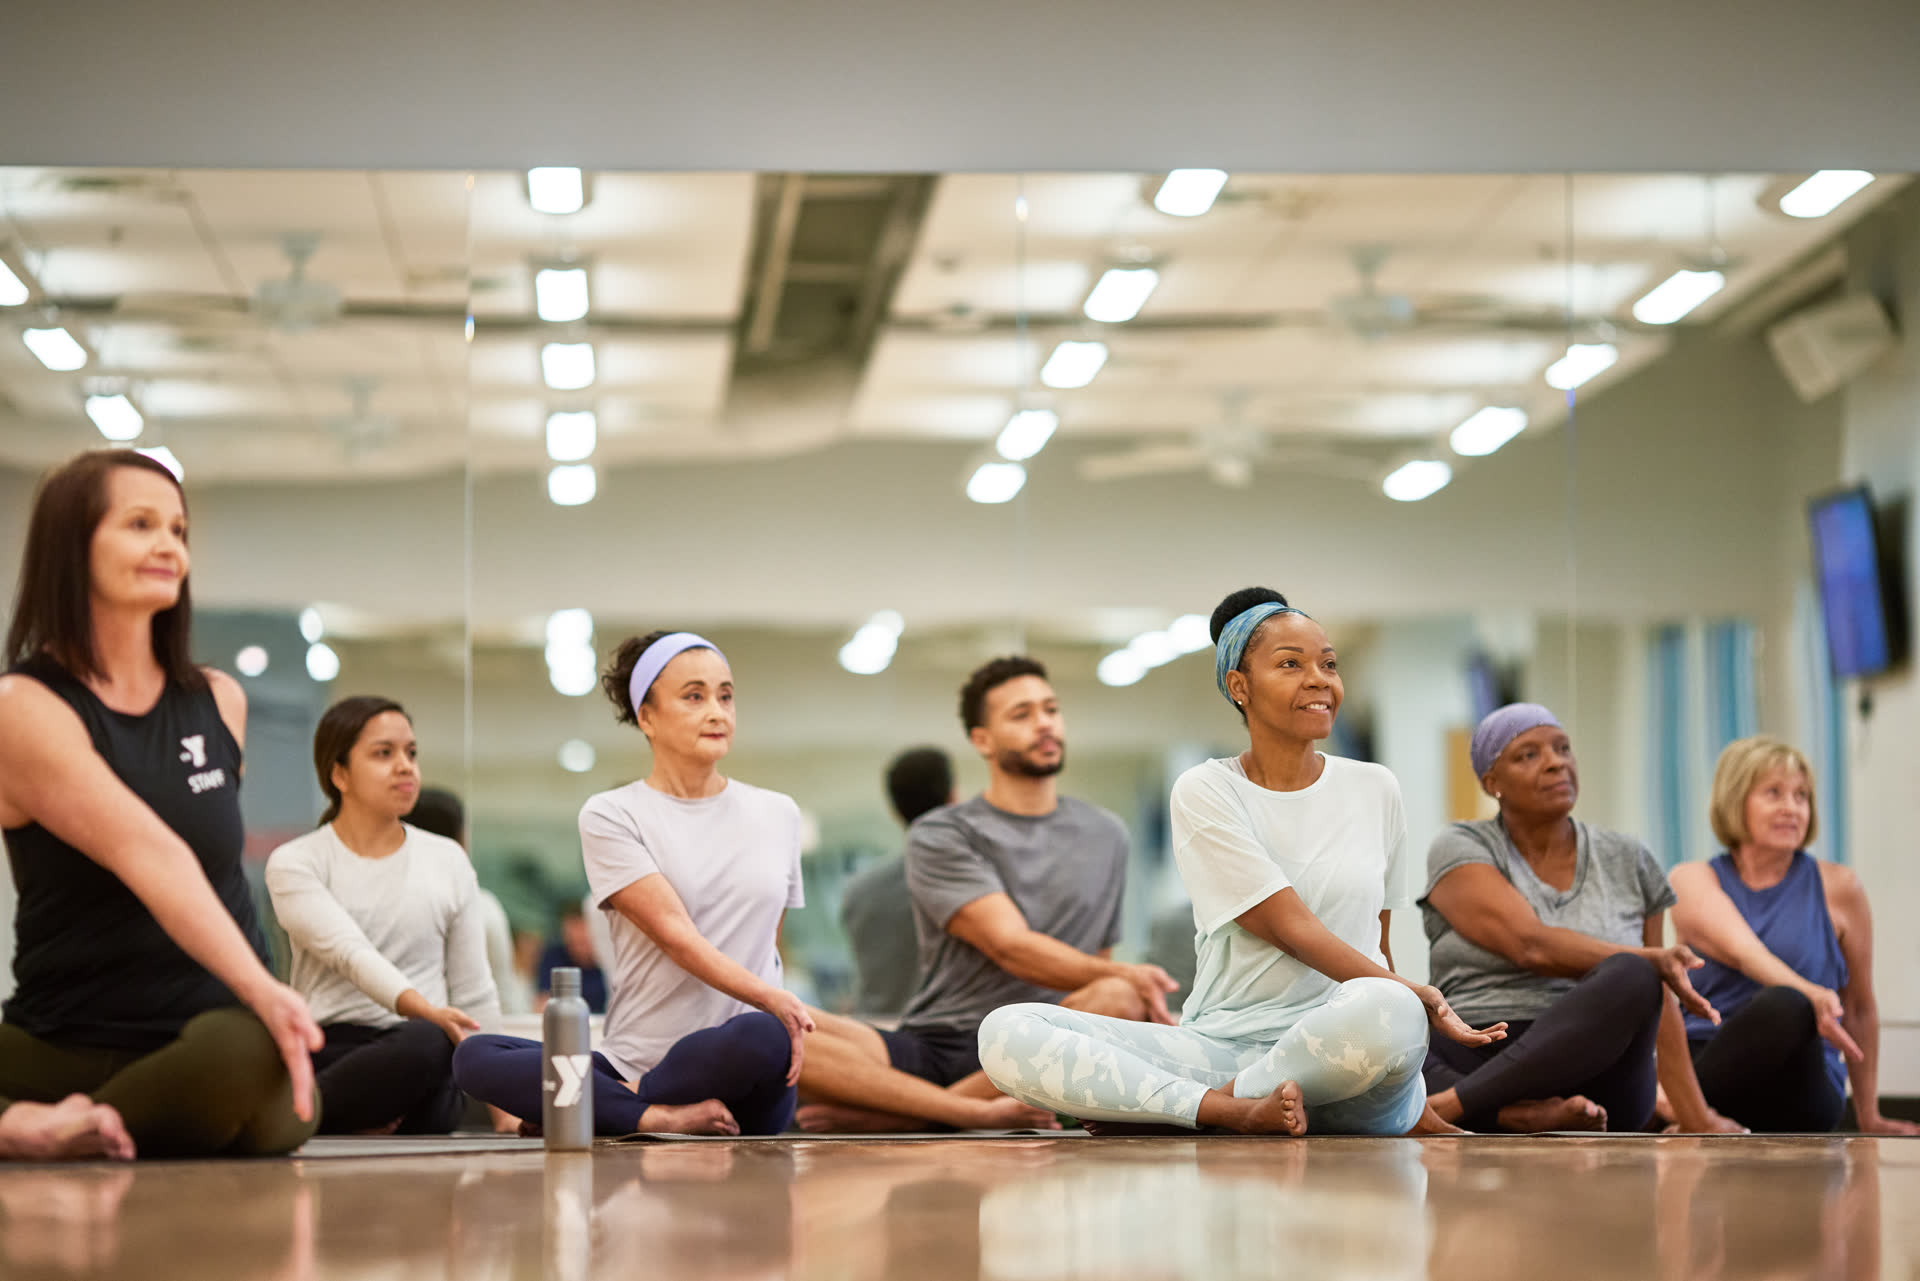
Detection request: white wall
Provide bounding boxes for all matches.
[1836,186,1920,1092]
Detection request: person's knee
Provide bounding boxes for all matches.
[731,1013,794,1081]
[395,1018,457,1070]
[452,1034,512,1092]
[1748,985,1817,1037]
[1063,975,1146,1022]
[1595,952,1663,1017]
[1340,979,1429,1058]
[976,1004,1050,1087]
[180,1007,282,1082]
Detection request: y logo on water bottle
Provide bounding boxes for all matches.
[550,1054,592,1108]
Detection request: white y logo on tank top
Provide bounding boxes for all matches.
[549,1054,592,1108]
[178,735,207,767]
[179,734,228,794]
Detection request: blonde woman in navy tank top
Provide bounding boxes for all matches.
[0,450,324,1160]
[1671,737,1918,1134]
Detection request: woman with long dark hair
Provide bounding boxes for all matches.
[453,630,808,1136]
[266,695,500,1134]
[0,450,321,1160]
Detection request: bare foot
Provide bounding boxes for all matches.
[969,1096,1062,1131]
[1411,1103,1469,1136]
[0,1097,136,1161]
[1228,1081,1307,1136]
[795,1103,920,1132]
[1496,1096,1607,1133]
[636,1099,740,1136]
[351,1117,403,1137]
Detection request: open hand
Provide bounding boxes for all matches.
[1645,945,1719,1023]
[426,1004,482,1046]
[248,980,324,1123]
[1119,963,1181,1025]
[1415,984,1508,1047]
[1803,986,1864,1062]
[760,988,816,1087]
[1860,1114,1920,1136]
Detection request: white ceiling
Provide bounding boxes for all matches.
[0,167,1905,485]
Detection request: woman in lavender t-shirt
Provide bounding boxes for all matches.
[453,630,811,1136]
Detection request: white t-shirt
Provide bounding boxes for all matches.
[579,778,805,1079]
[1172,754,1411,1042]
[265,823,502,1030]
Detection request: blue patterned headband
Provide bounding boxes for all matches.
[1214,603,1311,704]
[629,632,726,711]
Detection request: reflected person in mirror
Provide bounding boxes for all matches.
[453,630,805,1135]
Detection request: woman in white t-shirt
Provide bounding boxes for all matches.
[980,589,1505,1135]
[453,631,812,1136]
[266,696,501,1134]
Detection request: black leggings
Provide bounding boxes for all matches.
[313,1019,465,1135]
[1423,952,1664,1131]
[1690,986,1845,1133]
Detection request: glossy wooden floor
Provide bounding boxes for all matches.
[0,1134,1913,1279]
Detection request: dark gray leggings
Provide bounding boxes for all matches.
[0,1007,317,1157]
[1422,952,1665,1131]
[1690,986,1845,1133]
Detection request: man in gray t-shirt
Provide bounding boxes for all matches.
[840,747,955,1018]
[796,657,1177,1132]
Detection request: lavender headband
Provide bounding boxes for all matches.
[1469,702,1560,777]
[628,633,726,711]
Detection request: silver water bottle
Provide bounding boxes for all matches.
[542,967,595,1150]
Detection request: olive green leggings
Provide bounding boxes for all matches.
[0,1007,318,1158]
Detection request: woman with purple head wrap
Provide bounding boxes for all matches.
[1417,703,1746,1133]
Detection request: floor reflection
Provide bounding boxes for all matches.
[0,1136,1910,1280]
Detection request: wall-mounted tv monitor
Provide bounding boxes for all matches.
[1808,486,1906,678]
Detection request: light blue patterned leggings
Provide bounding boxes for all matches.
[978,977,1430,1135]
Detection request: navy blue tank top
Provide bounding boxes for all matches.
[1685,850,1847,1095]
[2,654,269,1050]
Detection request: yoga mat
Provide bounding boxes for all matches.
[295,1134,539,1159]
[615,1128,1093,1143]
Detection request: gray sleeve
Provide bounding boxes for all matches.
[1633,839,1679,916]
[904,811,1003,931]
[1421,824,1502,902]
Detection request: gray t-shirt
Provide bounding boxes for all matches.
[1420,818,1675,1023]
[898,795,1127,1033]
[839,854,920,1017]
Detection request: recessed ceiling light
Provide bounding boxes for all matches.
[1083,267,1160,323]
[299,607,325,643]
[546,410,596,462]
[1153,170,1229,217]
[541,342,595,390]
[1544,343,1619,390]
[1449,407,1528,457]
[547,463,597,506]
[1039,341,1108,389]
[965,461,1027,504]
[85,393,143,441]
[558,739,597,772]
[235,645,269,677]
[1097,650,1148,687]
[135,446,182,479]
[535,267,590,323]
[23,326,87,371]
[1382,459,1452,502]
[527,167,586,215]
[305,642,341,682]
[1778,171,1873,219]
[1631,269,1725,325]
[0,259,28,306]
[995,409,1058,461]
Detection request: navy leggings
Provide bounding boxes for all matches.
[1423,952,1665,1131]
[452,1011,797,1136]
[1691,986,1845,1133]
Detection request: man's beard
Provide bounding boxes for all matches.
[998,743,1065,778]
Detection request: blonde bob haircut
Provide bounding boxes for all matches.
[1709,735,1818,851]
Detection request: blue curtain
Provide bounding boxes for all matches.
[1648,625,1689,868]
[1704,620,1759,756]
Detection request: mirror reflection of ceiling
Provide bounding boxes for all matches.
[1,168,1903,483]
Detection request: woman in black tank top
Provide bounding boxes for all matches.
[0,450,323,1160]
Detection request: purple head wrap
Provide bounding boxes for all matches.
[1470,703,1561,778]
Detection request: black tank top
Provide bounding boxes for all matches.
[3,654,269,1050]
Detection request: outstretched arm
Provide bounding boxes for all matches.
[945,893,1178,1024]
[1828,868,1919,1134]
[0,675,321,1120]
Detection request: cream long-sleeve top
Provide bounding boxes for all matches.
[265,822,502,1030]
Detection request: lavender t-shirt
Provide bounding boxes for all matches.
[580,778,804,1078]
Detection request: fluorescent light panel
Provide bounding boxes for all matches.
[995,409,1058,461]
[23,326,86,371]
[0,260,28,306]
[541,342,595,390]
[1083,267,1159,323]
[535,267,590,323]
[966,461,1027,504]
[1544,342,1619,390]
[1382,459,1452,503]
[85,393,143,441]
[305,642,340,682]
[838,615,901,676]
[1039,341,1107,389]
[558,739,597,772]
[1153,169,1229,217]
[547,463,597,506]
[546,410,596,462]
[1779,170,1873,219]
[527,167,585,215]
[1097,651,1147,687]
[135,445,182,479]
[1449,406,1528,457]
[1631,269,1725,325]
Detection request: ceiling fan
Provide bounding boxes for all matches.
[112,233,345,333]
[1077,393,1381,488]
[328,378,395,459]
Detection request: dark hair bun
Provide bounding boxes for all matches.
[1208,587,1289,645]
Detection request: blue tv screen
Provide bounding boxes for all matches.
[1809,488,1893,678]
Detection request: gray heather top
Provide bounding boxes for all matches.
[1419,817,1675,1023]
